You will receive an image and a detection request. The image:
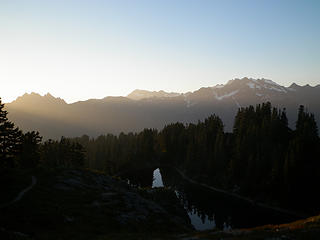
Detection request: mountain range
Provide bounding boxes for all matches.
[5,77,320,139]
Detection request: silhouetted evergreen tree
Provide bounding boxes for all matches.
[0,98,23,168]
[230,102,291,197]
[159,123,186,165]
[40,137,85,168]
[284,105,320,209]
[19,131,42,168]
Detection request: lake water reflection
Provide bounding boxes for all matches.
[152,168,164,187]
[127,167,298,231]
[152,168,216,230]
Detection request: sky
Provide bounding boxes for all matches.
[0,0,319,103]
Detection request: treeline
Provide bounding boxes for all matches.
[69,115,228,177]
[230,103,319,210]
[0,98,85,169]
[71,129,159,174]
[70,102,319,212]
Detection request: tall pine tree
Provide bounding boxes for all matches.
[0,98,22,168]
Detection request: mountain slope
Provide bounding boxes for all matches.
[5,78,320,139]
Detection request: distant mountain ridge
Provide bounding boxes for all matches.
[127,89,181,100]
[5,78,320,139]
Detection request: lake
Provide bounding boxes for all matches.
[124,167,299,230]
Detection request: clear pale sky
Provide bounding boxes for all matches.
[1,0,319,103]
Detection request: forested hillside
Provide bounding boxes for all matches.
[69,102,320,214]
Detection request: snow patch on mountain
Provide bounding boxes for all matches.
[183,95,197,108]
[213,84,224,89]
[247,82,255,89]
[213,90,239,101]
[184,95,191,108]
[261,79,281,86]
[127,89,180,100]
[247,82,262,89]
[244,79,287,93]
[263,85,287,93]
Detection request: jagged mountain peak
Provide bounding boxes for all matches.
[222,77,287,94]
[44,92,55,98]
[11,92,66,105]
[226,77,280,86]
[289,83,300,88]
[23,92,42,97]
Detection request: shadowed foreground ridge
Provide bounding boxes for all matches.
[0,168,192,239]
[2,168,320,240]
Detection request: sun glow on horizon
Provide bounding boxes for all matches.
[1,0,319,103]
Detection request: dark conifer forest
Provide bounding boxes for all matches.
[1,98,320,214]
[70,102,320,213]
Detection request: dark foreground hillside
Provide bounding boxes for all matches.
[1,168,320,240]
[0,168,192,240]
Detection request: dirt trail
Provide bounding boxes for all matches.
[1,176,37,208]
